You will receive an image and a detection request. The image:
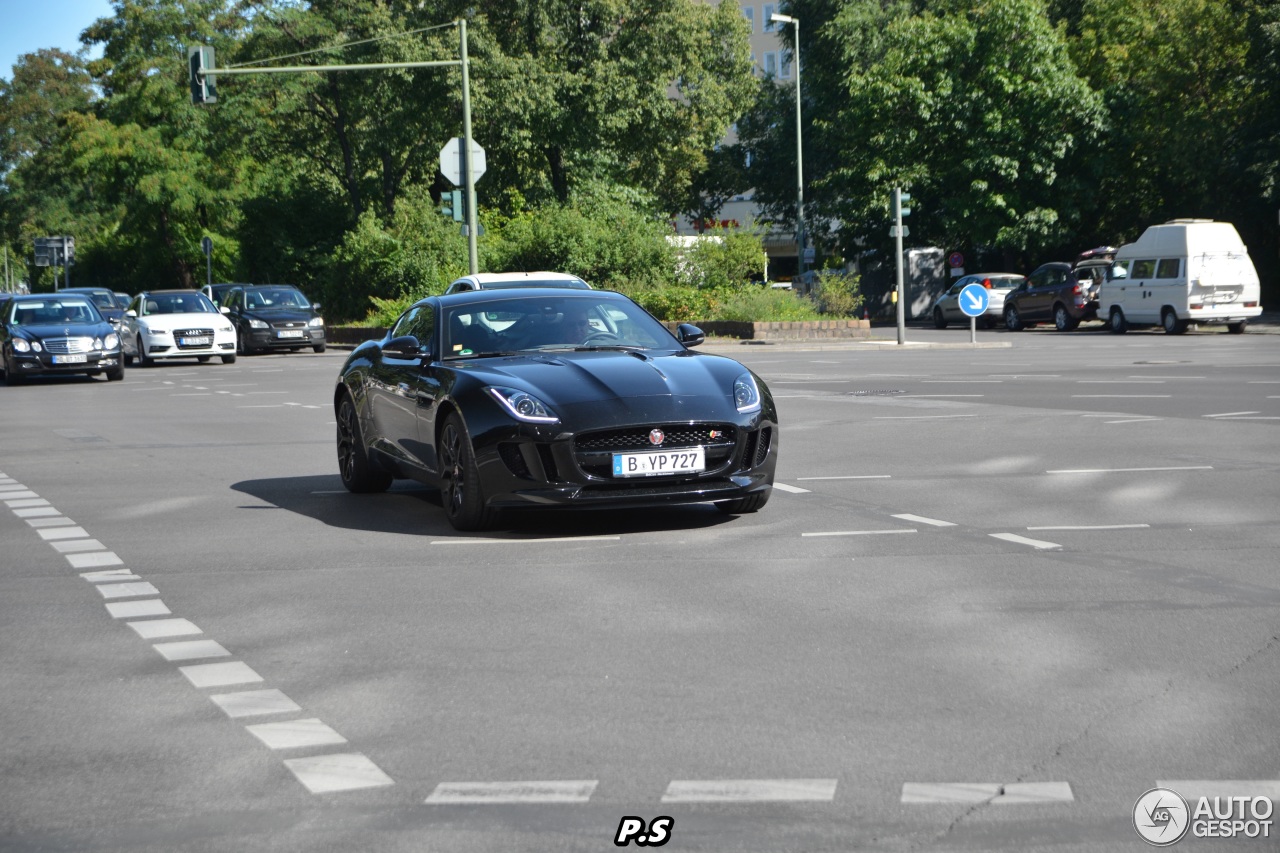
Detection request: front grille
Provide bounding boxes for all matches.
[575,424,736,452]
[754,427,772,466]
[271,321,306,330]
[573,423,737,479]
[173,328,215,350]
[42,337,93,354]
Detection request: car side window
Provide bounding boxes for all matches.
[392,306,434,349]
[1155,259,1180,278]
[1130,259,1156,279]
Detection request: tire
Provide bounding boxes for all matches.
[1053,304,1078,331]
[105,365,125,381]
[1162,308,1188,334]
[197,356,211,363]
[123,351,134,366]
[4,358,22,386]
[236,330,256,356]
[1004,305,1024,331]
[313,343,327,353]
[1108,307,1128,334]
[136,335,154,366]
[715,490,771,515]
[1228,320,1248,334]
[221,353,237,364]
[335,393,393,494]
[932,307,947,329]
[438,412,498,531]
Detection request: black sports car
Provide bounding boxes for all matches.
[334,288,777,530]
[1,294,125,385]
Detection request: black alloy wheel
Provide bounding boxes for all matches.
[438,412,498,531]
[136,335,154,366]
[1004,305,1024,331]
[1054,304,1078,332]
[336,393,392,494]
[932,307,947,329]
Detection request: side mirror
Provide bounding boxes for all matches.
[383,335,425,359]
[125,309,138,318]
[676,323,705,347]
[220,306,231,314]
[311,301,321,311]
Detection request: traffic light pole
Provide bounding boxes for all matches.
[893,187,905,345]
[191,20,480,273]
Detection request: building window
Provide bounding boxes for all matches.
[763,51,778,77]
[780,53,791,78]
[742,6,754,33]
[763,4,777,31]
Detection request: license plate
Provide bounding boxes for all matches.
[277,330,304,339]
[180,336,211,346]
[613,447,706,477]
[53,354,87,364]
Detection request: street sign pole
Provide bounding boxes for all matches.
[957,282,991,346]
[460,19,478,275]
[893,188,905,345]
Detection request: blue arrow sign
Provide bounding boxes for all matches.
[958,282,990,318]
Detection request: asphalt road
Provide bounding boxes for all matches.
[2,325,1278,853]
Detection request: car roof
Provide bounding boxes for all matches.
[10,293,94,302]
[452,272,591,289]
[433,287,622,308]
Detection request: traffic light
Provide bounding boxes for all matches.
[442,189,463,222]
[899,190,912,218]
[188,46,216,104]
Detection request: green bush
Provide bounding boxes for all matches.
[674,227,768,290]
[709,285,825,322]
[813,271,864,317]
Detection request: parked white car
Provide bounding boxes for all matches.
[120,290,238,365]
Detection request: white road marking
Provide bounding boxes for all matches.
[902,782,1073,804]
[873,414,977,420]
[899,394,984,398]
[105,599,170,619]
[1071,394,1171,398]
[81,569,140,582]
[95,581,158,599]
[26,517,78,528]
[13,507,60,517]
[1027,524,1149,531]
[426,780,598,805]
[990,533,1060,550]
[432,535,621,545]
[179,661,264,688]
[51,539,107,553]
[153,640,231,662]
[247,719,348,750]
[67,552,124,569]
[211,689,302,719]
[661,779,838,803]
[798,475,891,480]
[1047,466,1213,474]
[772,482,810,494]
[1105,418,1162,424]
[4,493,43,502]
[1205,411,1260,418]
[128,618,202,639]
[1077,380,1165,383]
[893,514,956,527]
[802,529,917,537]
[283,753,395,793]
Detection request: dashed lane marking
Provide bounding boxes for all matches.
[426,780,599,805]
[892,514,956,527]
[153,640,231,662]
[902,782,1073,804]
[283,753,395,794]
[179,661,264,689]
[802,529,917,538]
[211,689,302,719]
[661,779,838,803]
[989,533,1060,550]
[247,719,349,750]
[1027,524,1149,531]
[1046,466,1213,474]
[127,618,203,639]
[772,482,810,494]
[1205,411,1261,418]
[797,475,891,480]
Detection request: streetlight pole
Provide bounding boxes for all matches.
[770,13,805,277]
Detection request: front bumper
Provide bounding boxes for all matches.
[246,328,326,350]
[9,351,122,376]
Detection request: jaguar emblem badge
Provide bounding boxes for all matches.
[648,429,665,446]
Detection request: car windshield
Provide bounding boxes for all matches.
[72,290,119,309]
[143,293,218,315]
[443,295,678,358]
[10,299,100,326]
[246,288,310,309]
[982,276,1022,290]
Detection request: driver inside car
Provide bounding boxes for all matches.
[553,306,594,344]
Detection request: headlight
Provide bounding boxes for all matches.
[733,372,762,413]
[104,333,120,349]
[486,387,559,424]
[145,327,169,337]
[308,317,324,328]
[13,339,31,353]
[248,319,268,329]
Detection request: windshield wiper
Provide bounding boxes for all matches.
[570,344,644,352]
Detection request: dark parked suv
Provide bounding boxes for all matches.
[222,284,325,354]
[1003,262,1099,331]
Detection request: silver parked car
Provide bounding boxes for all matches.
[931,273,1024,329]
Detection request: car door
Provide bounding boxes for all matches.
[120,294,143,356]
[366,304,442,471]
[940,279,968,321]
[1125,258,1157,323]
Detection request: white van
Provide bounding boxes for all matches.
[1099,219,1262,334]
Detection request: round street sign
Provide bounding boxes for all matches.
[958,282,990,317]
[948,251,965,268]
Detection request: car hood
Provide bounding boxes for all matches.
[242,308,316,323]
[137,314,231,330]
[15,322,114,337]
[456,349,753,414]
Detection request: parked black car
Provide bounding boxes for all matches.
[1003,262,1099,331]
[334,287,777,530]
[222,284,326,354]
[1,293,124,384]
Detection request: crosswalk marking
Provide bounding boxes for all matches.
[426,780,598,804]
[661,779,838,803]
